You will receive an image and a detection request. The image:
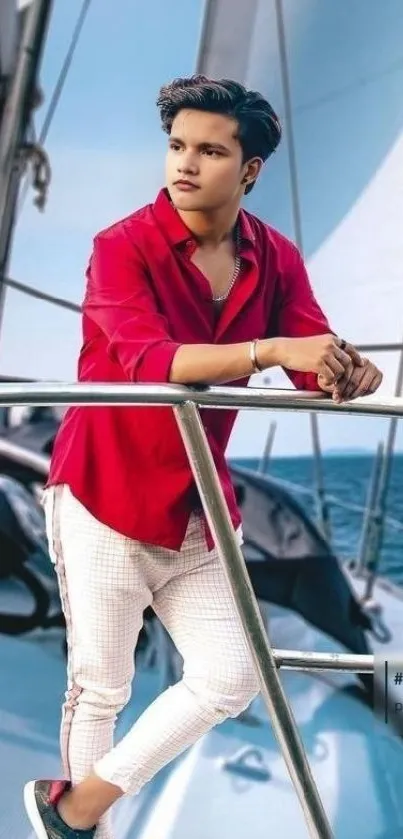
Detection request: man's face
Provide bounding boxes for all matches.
[165,109,249,211]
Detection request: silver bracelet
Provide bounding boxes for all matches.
[250,339,263,373]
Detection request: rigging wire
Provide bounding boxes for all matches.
[3,273,403,358]
[18,0,93,215]
[3,275,80,312]
[37,0,93,147]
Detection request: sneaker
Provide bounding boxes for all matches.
[24,780,96,838]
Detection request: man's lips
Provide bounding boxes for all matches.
[174,180,200,190]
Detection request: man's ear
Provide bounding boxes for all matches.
[242,157,263,188]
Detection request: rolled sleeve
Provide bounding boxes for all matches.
[83,229,181,383]
[134,339,180,383]
[287,370,323,392]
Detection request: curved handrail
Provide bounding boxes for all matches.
[0,381,403,416]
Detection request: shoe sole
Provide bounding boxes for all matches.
[24,782,49,839]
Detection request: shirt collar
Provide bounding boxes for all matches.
[237,207,256,246]
[152,188,256,251]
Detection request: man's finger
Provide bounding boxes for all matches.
[318,356,343,380]
[365,370,383,395]
[332,366,356,395]
[334,358,372,398]
[349,368,379,399]
[323,348,355,380]
[371,371,383,392]
[333,367,366,401]
[333,346,355,370]
[338,340,364,367]
[319,362,338,382]
[346,369,367,398]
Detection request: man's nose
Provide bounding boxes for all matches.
[177,151,198,175]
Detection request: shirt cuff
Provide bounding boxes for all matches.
[289,370,322,392]
[135,340,182,383]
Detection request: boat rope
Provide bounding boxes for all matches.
[18,0,93,215]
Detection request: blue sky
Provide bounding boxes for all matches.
[3,0,403,457]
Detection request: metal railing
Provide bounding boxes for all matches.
[1,380,403,414]
[1,382,403,839]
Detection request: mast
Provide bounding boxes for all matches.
[274,0,332,543]
[0,0,53,337]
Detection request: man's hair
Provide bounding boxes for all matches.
[157,74,281,194]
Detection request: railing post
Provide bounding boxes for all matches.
[258,420,277,473]
[174,400,334,839]
[363,346,403,599]
[355,441,384,575]
[310,413,332,544]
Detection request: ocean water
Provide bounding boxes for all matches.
[231,453,403,586]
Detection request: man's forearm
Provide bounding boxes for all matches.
[169,339,281,385]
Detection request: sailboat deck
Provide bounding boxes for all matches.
[1,573,403,839]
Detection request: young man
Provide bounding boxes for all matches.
[24,75,382,839]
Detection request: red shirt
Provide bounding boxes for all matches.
[48,188,331,550]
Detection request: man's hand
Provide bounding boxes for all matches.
[318,357,383,403]
[274,334,363,379]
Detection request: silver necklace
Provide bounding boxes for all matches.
[169,199,241,303]
[212,227,242,303]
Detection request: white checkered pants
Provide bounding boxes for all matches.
[43,485,259,839]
